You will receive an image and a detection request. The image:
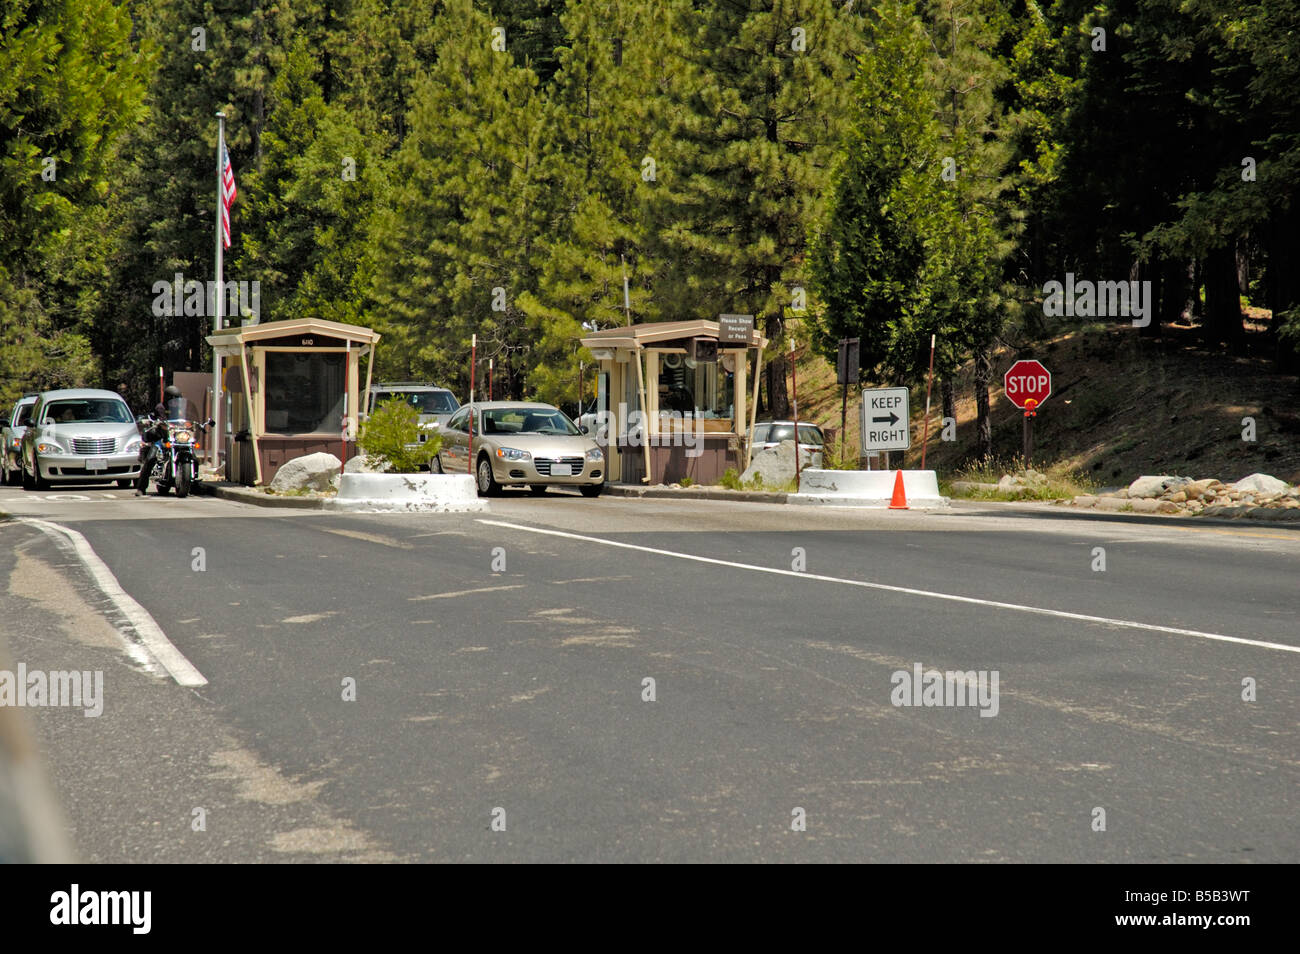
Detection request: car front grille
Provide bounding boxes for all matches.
[71,437,116,455]
[535,456,585,477]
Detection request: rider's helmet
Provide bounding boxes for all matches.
[164,385,183,401]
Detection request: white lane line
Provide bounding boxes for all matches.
[20,519,209,686]
[477,519,1300,656]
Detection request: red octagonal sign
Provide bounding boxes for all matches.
[1004,359,1052,409]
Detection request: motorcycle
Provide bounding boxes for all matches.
[136,396,215,498]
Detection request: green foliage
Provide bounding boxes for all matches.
[358,398,441,473]
[367,0,545,395]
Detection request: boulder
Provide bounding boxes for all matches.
[1184,479,1220,500]
[344,454,393,474]
[740,440,798,487]
[1128,475,1190,498]
[1232,473,1290,495]
[269,452,341,493]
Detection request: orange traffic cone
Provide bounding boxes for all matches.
[889,470,909,509]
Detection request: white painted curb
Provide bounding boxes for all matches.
[787,469,948,509]
[325,473,488,512]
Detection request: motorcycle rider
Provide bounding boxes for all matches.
[135,386,182,495]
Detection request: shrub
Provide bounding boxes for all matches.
[357,399,441,473]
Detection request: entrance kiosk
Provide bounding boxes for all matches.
[579,319,768,484]
[206,318,380,485]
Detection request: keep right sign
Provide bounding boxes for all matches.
[1004,359,1052,409]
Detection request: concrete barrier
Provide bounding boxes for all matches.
[326,473,487,512]
[787,469,947,509]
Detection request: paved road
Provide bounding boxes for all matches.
[1,483,1296,862]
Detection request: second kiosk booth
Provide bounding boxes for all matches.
[579,318,768,485]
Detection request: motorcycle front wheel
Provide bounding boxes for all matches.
[176,467,191,498]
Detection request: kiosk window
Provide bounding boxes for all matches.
[264,351,345,434]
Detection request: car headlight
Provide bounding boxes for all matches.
[585,447,604,460]
[495,447,531,461]
[125,438,142,453]
[36,441,64,454]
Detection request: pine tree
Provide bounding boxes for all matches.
[515,0,685,405]
[653,0,861,418]
[367,0,546,397]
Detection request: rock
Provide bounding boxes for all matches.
[269,452,342,493]
[1156,501,1182,514]
[1129,498,1160,513]
[1184,479,1219,500]
[344,454,393,474]
[1232,473,1290,495]
[740,440,798,487]
[1095,497,1130,511]
[1164,491,1187,503]
[1072,495,1098,508]
[1128,475,1190,498]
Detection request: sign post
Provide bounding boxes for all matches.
[1003,359,1051,467]
[836,337,859,463]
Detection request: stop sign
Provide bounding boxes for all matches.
[1004,359,1052,409]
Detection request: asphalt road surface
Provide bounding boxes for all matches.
[1,484,1296,862]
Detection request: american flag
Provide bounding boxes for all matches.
[220,145,238,248]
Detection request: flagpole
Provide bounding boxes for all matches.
[212,111,225,471]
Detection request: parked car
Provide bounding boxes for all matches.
[435,401,605,497]
[752,420,825,467]
[18,389,143,490]
[0,393,38,486]
[366,382,460,455]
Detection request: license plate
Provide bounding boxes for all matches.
[550,463,572,477]
[86,458,107,471]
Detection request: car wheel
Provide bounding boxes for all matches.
[430,455,443,475]
[476,455,500,497]
[528,484,549,495]
[32,463,49,490]
[580,483,604,498]
[21,459,35,491]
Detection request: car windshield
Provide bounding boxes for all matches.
[44,399,133,424]
[763,423,823,445]
[376,391,458,414]
[482,407,579,436]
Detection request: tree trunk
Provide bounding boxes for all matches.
[1203,244,1244,350]
[764,314,789,418]
[941,376,955,427]
[973,348,992,460]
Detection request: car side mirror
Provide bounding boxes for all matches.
[0,419,8,429]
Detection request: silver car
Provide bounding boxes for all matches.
[19,389,143,489]
[0,394,37,486]
[435,402,606,497]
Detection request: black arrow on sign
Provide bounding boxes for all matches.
[872,412,900,426]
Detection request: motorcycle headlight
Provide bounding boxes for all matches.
[585,447,604,460]
[495,446,531,461]
[172,429,194,443]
